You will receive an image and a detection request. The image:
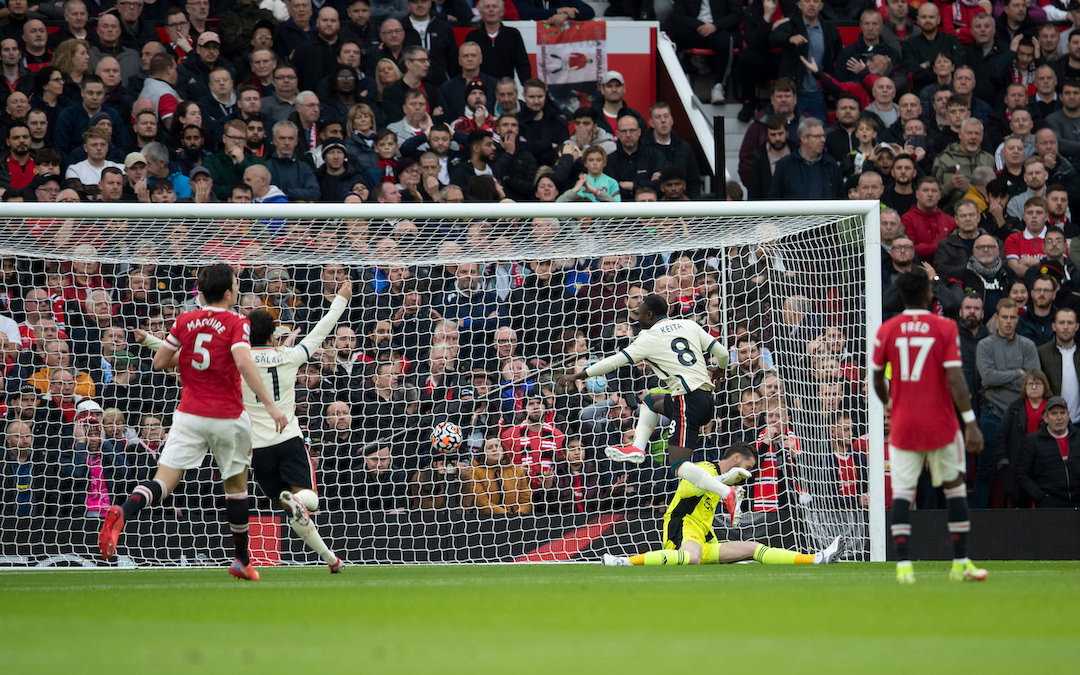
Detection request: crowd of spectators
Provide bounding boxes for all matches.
[0,0,708,208]
[0,207,880,529]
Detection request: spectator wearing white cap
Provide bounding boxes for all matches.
[591,70,646,135]
[177,31,236,103]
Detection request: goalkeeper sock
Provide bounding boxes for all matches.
[637,550,691,565]
[632,405,660,451]
[891,490,914,564]
[225,492,251,566]
[945,484,970,563]
[289,513,336,564]
[121,478,167,520]
[753,544,814,565]
[675,461,731,499]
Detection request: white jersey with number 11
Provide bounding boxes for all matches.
[244,295,350,448]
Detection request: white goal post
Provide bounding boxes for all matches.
[0,199,884,566]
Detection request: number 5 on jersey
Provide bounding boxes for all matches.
[191,334,213,370]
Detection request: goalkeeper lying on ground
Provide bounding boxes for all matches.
[602,443,845,566]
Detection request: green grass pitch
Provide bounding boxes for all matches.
[1,561,1077,674]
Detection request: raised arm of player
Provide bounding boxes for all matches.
[234,346,289,432]
[947,365,984,454]
[556,346,636,388]
[295,281,353,358]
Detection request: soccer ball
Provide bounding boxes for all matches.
[430,421,463,454]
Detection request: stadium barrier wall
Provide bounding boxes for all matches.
[886,509,1080,561]
[1,508,822,567]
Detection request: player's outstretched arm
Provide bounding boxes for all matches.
[296,281,353,356]
[946,365,984,454]
[234,346,288,432]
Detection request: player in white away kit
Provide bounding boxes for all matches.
[99,265,287,581]
[872,269,988,584]
[243,281,353,573]
[557,295,751,521]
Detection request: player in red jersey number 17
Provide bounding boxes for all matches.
[871,268,987,584]
[99,265,287,580]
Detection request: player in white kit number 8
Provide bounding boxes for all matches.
[556,294,750,524]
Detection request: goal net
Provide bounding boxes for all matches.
[0,201,884,568]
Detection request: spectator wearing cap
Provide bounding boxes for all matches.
[440,41,497,121]
[188,165,219,203]
[266,119,320,201]
[661,0,741,105]
[1016,394,1080,506]
[768,0,843,123]
[316,139,364,201]
[590,70,647,135]
[29,173,62,202]
[177,31,235,103]
[293,6,343,93]
[449,79,496,134]
[120,152,148,202]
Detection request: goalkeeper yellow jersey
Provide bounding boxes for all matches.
[663,461,721,532]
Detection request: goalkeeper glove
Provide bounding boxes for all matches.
[718,467,752,486]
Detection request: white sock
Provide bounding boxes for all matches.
[813,551,823,564]
[289,516,337,564]
[632,406,660,451]
[676,462,731,498]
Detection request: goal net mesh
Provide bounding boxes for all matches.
[0,204,874,567]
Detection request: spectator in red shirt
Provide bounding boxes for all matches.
[1005,196,1049,277]
[500,393,565,489]
[901,175,956,260]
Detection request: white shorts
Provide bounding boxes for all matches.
[158,410,253,480]
[890,431,965,490]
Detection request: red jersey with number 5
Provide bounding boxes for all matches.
[872,309,962,451]
[163,306,250,418]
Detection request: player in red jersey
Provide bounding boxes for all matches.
[99,264,287,580]
[872,268,988,584]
